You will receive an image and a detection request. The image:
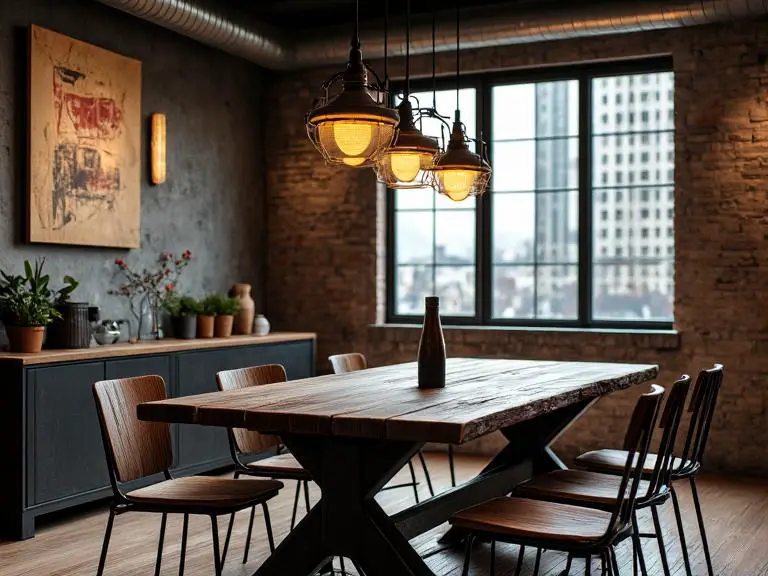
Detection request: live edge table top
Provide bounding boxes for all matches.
[138,358,658,445]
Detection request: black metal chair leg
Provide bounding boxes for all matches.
[609,547,620,576]
[461,534,475,576]
[290,480,301,530]
[448,445,456,487]
[407,459,420,504]
[211,515,222,576]
[514,545,525,576]
[96,508,116,576]
[417,450,435,498]
[220,510,236,567]
[562,554,573,575]
[238,505,256,564]
[262,502,275,554]
[533,548,542,576]
[586,555,592,576]
[632,512,649,576]
[690,476,714,576]
[179,514,189,576]
[154,513,167,576]
[651,505,671,576]
[671,486,693,576]
[303,480,311,513]
[489,540,496,576]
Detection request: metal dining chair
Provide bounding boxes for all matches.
[514,374,691,576]
[216,364,312,565]
[93,375,282,576]
[328,352,457,499]
[575,364,724,576]
[450,384,665,576]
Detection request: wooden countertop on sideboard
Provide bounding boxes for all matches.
[0,332,317,365]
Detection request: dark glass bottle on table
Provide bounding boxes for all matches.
[418,296,446,389]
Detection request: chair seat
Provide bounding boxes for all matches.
[515,469,652,507]
[246,453,309,478]
[127,476,283,511]
[575,449,690,476]
[450,497,614,544]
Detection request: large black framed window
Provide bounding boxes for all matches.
[386,58,675,329]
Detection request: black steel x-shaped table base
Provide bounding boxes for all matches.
[252,399,594,576]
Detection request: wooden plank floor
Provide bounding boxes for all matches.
[0,453,765,575]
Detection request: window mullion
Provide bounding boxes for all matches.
[578,72,593,327]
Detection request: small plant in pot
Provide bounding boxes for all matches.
[197,295,218,339]
[0,260,62,353]
[209,294,240,338]
[164,294,199,339]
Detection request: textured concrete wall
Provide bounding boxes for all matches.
[0,0,265,340]
[266,20,768,475]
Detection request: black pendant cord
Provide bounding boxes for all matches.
[455,4,460,121]
[431,0,437,110]
[384,0,388,90]
[353,0,360,48]
[405,0,411,99]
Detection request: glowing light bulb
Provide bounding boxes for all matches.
[439,169,477,202]
[333,121,373,157]
[342,156,366,167]
[389,152,422,182]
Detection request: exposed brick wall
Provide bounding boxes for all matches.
[265,20,768,475]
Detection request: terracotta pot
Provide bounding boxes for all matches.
[6,325,46,353]
[197,315,215,338]
[230,283,255,335]
[214,315,234,338]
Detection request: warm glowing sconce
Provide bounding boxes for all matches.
[151,113,166,185]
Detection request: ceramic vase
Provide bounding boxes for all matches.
[172,315,197,339]
[254,314,271,336]
[230,283,255,335]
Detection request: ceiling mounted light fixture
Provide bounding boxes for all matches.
[432,6,492,202]
[375,0,440,188]
[306,0,399,168]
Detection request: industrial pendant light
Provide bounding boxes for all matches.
[432,6,491,202]
[306,0,399,168]
[375,0,439,188]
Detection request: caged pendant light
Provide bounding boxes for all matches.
[375,0,440,188]
[306,0,399,168]
[432,6,492,202]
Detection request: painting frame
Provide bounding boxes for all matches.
[28,25,142,248]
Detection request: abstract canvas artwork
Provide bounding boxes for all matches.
[29,25,142,248]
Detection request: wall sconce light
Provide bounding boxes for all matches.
[151,113,166,185]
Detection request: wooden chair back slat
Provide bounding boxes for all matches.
[612,384,665,532]
[680,364,724,468]
[93,376,173,483]
[329,353,367,374]
[216,364,287,455]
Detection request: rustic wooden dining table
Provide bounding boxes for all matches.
[137,358,658,576]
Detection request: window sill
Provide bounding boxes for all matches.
[368,323,681,350]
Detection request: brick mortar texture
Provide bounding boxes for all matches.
[265,19,768,475]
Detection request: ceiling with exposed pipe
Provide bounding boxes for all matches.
[94,0,768,70]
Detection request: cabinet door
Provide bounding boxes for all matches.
[174,349,238,470]
[235,341,315,380]
[105,356,172,384]
[29,362,107,505]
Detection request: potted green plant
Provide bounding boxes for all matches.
[197,295,218,338]
[210,294,240,338]
[0,260,62,353]
[164,294,199,339]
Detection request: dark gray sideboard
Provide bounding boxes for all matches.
[0,333,316,540]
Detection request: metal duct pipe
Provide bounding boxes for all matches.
[95,0,768,70]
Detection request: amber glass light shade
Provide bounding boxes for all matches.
[151,113,166,185]
[432,117,491,202]
[307,43,399,168]
[375,99,439,188]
